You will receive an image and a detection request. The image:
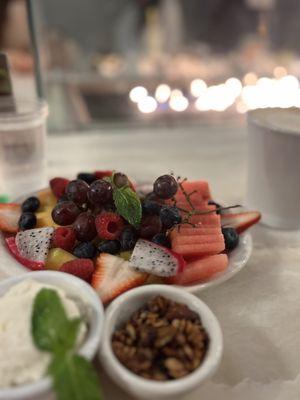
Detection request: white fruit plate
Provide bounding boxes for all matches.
[0,190,253,293]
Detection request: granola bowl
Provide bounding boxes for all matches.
[99,284,223,400]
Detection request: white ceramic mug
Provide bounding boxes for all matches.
[246,107,300,229]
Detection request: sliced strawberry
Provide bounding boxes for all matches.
[91,253,147,304]
[221,211,261,233]
[94,170,113,180]
[5,236,44,270]
[60,259,94,282]
[0,203,21,233]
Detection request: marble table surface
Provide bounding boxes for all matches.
[2,122,300,400]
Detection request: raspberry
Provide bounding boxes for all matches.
[50,177,70,199]
[95,212,124,240]
[94,170,113,180]
[52,227,76,251]
[60,259,94,282]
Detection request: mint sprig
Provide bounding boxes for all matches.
[32,289,102,400]
[113,186,142,228]
[32,289,81,353]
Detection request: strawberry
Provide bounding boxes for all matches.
[0,203,21,233]
[95,212,124,240]
[94,170,113,180]
[50,177,70,199]
[60,259,94,282]
[221,211,261,233]
[91,253,147,304]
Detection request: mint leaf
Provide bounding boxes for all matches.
[113,187,142,228]
[32,288,81,353]
[49,353,102,400]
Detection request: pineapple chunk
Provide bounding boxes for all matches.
[46,248,76,270]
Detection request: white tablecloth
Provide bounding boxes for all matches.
[1,124,300,399]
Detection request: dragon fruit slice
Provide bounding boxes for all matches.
[16,227,54,263]
[129,239,186,277]
[6,236,44,271]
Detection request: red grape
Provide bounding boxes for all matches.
[88,179,113,205]
[52,201,80,226]
[66,179,90,206]
[73,212,97,241]
[153,175,178,199]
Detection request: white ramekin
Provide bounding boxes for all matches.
[0,271,104,400]
[100,284,223,400]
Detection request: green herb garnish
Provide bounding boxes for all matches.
[32,289,102,400]
[113,186,142,229]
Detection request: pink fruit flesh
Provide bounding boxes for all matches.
[171,234,224,246]
[170,226,221,238]
[167,254,228,285]
[176,181,211,201]
[172,242,225,258]
[5,237,44,271]
[221,212,261,233]
[187,214,221,226]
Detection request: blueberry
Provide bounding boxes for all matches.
[152,233,170,248]
[222,227,239,251]
[142,200,162,216]
[145,192,163,204]
[77,172,96,184]
[73,242,97,259]
[120,227,137,251]
[18,212,37,230]
[160,206,181,229]
[98,240,120,254]
[208,200,222,214]
[21,196,40,213]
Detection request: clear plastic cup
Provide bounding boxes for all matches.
[0,99,48,199]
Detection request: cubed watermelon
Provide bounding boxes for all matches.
[172,241,225,258]
[171,234,224,246]
[176,180,211,202]
[170,226,221,238]
[188,214,221,226]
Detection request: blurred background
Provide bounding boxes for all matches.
[2,0,300,132]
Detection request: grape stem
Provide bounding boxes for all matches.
[170,176,242,230]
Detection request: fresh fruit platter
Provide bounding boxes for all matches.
[0,170,261,303]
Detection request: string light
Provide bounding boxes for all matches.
[137,96,157,113]
[155,84,171,103]
[129,86,148,103]
[132,71,300,114]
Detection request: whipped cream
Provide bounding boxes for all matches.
[0,279,86,388]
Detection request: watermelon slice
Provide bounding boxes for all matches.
[170,226,221,238]
[167,254,229,285]
[172,241,225,258]
[188,214,221,226]
[5,236,44,271]
[176,180,211,201]
[171,234,224,246]
[221,211,261,233]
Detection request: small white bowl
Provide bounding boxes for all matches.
[100,285,223,400]
[0,271,104,400]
